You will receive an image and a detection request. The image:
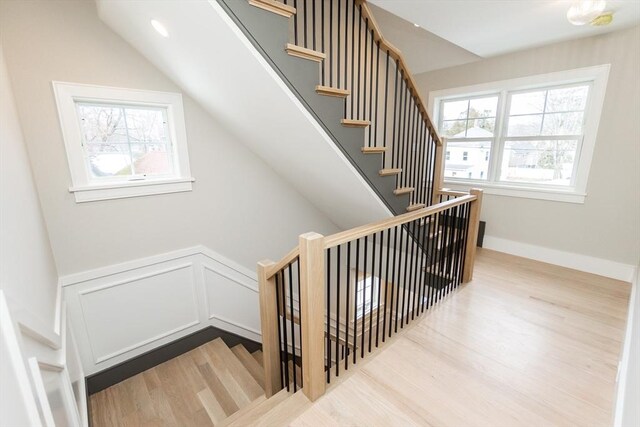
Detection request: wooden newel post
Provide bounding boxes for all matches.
[462,188,483,283]
[432,138,446,205]
[257,259,281,397]
[298,232,326,401]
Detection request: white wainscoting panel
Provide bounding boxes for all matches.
[62,246,262,374]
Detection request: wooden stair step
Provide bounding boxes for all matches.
[252,391,312,427]
[249,0,296,17]
[316,85,350,98]
[231,344,265,389]
[252,349,264,366]
[217,395,267,427]
[406,203,426,212]
[379,168,402,176]
[394,187,414,196]
[193,349,241,416]
[341,118,371,127]
[285,43,326,62]
[200,338,264,408]
[226,388,292,427]
[361,146,386,154]
[198,388,229,425]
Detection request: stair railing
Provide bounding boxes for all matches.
[258,189,483,401]
[278,0,443,210]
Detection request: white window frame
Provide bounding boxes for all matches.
[428,65,610,204]
[52,82,194,203]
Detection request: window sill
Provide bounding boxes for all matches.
[69,177,195,203]
[442,180,586,204]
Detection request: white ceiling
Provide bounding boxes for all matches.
[369,0,640,58]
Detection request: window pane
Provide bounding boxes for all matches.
[500,140,578,186]
[442,120,467,137]
[507,114,543,136]
[546,85,589,112]
[444,140,491,180]
[77,104,128,143]
[541,112,584,135]
[130,144,172,176]
[510,91,545,115]
[469,96,498,118]
[125,107,168,143]
[86,143,132,177]
[442,100,469,121]
[466,118,495,136]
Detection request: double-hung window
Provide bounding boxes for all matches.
[430,65,610,203]
[53,82,194,202]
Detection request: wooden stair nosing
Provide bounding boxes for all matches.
[217,395,267,427]
[341,118,371,128]
[394,187,414,196]
[316,85,350,98]
[231,344,265,390]
[226,388,292,427]
[252,350,264,367]
[285,43,326,62]
[251,391,312,427]
[379,168,402,176]
[361,146,386,154]
[406,203,426,212]
[249,0,296,18]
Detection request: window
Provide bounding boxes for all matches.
[53,82,193,202]
[355,275,379,317]
[429,65,610,203]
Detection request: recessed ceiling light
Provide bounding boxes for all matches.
[151,19,169,38]
[413,23,420,28]
[567,0,606,26]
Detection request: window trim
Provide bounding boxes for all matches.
[52,82,194,203]
[428,64,610,204]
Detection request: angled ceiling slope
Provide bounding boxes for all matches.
[370,0,640,58]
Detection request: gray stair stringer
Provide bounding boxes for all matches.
[216,0,409,215]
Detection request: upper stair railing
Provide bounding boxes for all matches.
[279,0,443,211]
[259,189,483,401]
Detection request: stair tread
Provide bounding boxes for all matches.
[226,388,292,427]
[361,146,386,154]
[200,338,264,408]
[231,344,265,389]
[252,350,264,366]
[191,348,240,416]
[379,168,402,176]
[285,43,325,62]
[250,391,311,427]
[316,85,350,98]
[198,388,228,425]
[249,0,296,17]
[341,118,371,127]
[218,395,267,427]
[394,187,414,195]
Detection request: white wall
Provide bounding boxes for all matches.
[615,264,640,427]
[0,0,340,279]
[416,25,640,270]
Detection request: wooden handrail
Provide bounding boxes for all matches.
[438,189,469,197]
[266,246,300,278]
[356,0,442,146]
[324,194,476,248]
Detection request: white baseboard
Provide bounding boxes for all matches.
[483,235,636,282]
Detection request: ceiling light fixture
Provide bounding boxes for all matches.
[413,23,420,28]
[566,0,607,26]
[151,19,169,38]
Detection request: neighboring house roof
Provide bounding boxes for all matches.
[453,126,493,139]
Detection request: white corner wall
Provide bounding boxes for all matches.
[416,25,640,277]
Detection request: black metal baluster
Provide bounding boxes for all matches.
[329,0,333,88]
[383,51,389,162]
[451,205,464,291]
[279,270,290,390]
[321,0,325,85]
[373,42,380,149]
[350,0,356,118]
[368,232,377,353]
[396,76,406,188]
[401,84,410,189]
[345,241,351,370]
[417,215,429,314]
[356,5,362,120]
[375,229,384,347]
[293,0,298,46]
[296,260,303,387]
[312,0,316,51]
[353,238,359,364]
[460,202,472,282]
[393,225,402,334]
[445,207,457,296]
[427,213,439,308]
[400,226,411,327]
[274,270,284,389]
[411,107,420,204]
[326,248,331,383]
[411,219,421,320]
[335,244,341,376]
[288,265,297,391]
[337,0,341,89]
[361,235,368,359]
[303,0,308,48]
[362,19,369,130]
[382,228,391,343]
[367,28,375,147]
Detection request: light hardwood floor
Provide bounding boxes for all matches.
[291,249,631,427]
[90,249,630,426]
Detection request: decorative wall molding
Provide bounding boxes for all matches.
[61,246,262,375]
[483,235,636,282]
